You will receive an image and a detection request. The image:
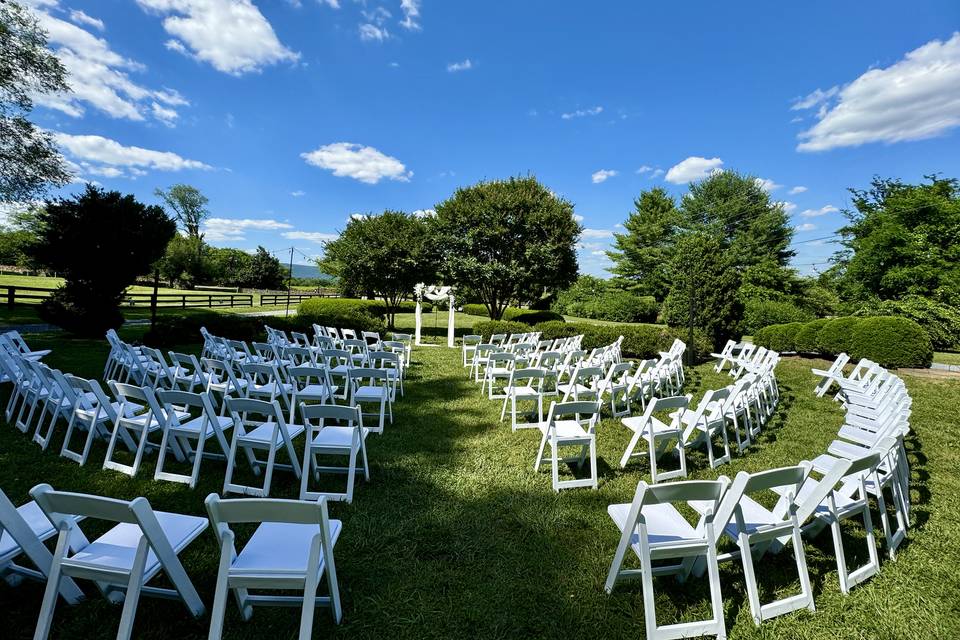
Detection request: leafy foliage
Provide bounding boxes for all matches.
[854,294,960,351]
[793,318,830,353]
[552,275,658,323]
[662,231,742,349]
[28,185,176,335]
[244,246,286,290]
[606,188,678,300]
[831,176,960,305]
[433,176,580,319]
[849,316,933,368]
[817,316,863,357]
[742,298,814,335]
[0,1,71,201]
[154,184,209,241]
[319,211,435,328]
[752,322,805,352]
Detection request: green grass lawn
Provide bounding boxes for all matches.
[0,331,957,639]
[934,351,960,366]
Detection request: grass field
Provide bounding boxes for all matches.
[0,328,957,639]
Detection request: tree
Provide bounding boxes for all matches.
[832,175,960,305]
[319,211,436,328]
[661,232,742,349]
[159,235,207,288]
[432,176,581,320]
[606,187,679,301]
[244,246,285,290]
[0,226,34,267]
[1,1,71,202]
[154,184,209,247]
[28,185,175,335]
[207,246,253,287]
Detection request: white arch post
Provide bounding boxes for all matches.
[414,284,455,347]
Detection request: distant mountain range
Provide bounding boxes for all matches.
[290,263,328,279]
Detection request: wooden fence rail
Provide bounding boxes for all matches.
[3,285,254,310]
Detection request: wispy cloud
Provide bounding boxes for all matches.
[447,59,472,72]
[561,106,603,120]
[664,156,723,184]
[591,169,618,184]
[789,185,808,194]
[800,204,839,217]
[301,142,412,184]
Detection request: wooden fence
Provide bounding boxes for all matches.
[1,285,343,310]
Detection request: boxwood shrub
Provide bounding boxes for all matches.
[742,299,814,335]
[473,320,530,339]
[461,305,564,324]
[855,295,960,350]
[755,315,932,368]
[850,316,933,368]
[793,318,830,353]
[817,316,863,356]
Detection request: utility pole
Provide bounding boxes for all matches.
[686,280,695,366]
[284,246,294,318]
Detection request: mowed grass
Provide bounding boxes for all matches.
[0,331,958,639]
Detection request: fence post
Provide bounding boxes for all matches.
[7,286,14,309]
[182,295,186,309]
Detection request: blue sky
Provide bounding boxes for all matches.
[20,0,960,275]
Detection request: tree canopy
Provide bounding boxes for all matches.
[607,187,678,301]
[830,175,960,306]
[28,185,176,334]
[155,184,209,243]
[1,1,71,202]
[432,176,581,320]
[319,211,436,328]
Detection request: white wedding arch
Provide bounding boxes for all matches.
[414,283,456,347]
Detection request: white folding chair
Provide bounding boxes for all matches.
[205,494,342,640]
[533,400,600,491]
[103,382,187,477]
[288,365,337,424]
[605,479,728,640]
[30,484,207,640]
[348,368,392,434]
[500,368,546,430]
[462,334,482,367]
[678,388,733,469]
[154,389,234,488]
[689,464,816,625]
[619,395,690,483]
[0,488,84,604]
[299,403,370,503]
[60,375,135,466]
[223,397,305,497]
[167,351,210,392]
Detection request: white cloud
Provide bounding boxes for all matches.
[301,142,412,184]
[282,230,338,243]
[795,223,817,232]
[796,32,960,151]
[591,169,618,184]
[573,214,584,223]
[151,101,179,126]
[318,0,340,7]
[800,204,839,217]
[359,23,389,42]
[400,0,421,30]
[412,209,436,218]
[664,156,723,184]
[791,86,839,111]
[26,3,187,123]
[635,165,652,174]
[205,217,294,242]
[777,201,797,214]
[561,106,603,119]
[789,185,808,194]
[582,228,614,239]
[650,168,664,178]
[291,190,306,197]
[68,9,104,31]
[54,132,211,179]
[136,0,299,75]
[447,59,472,72]
[755,177,781,192]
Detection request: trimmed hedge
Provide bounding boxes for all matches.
[793,318,830,353]
[755,315,932,368]
[142,312,310,348]
[296,297,388,334]
[753,322,805,352]
[461,304,564,325]
[297,298,430,319]
[849,316,933,369]
[534,320,711,362]
[817,316,863,356]
[473,320,530,339]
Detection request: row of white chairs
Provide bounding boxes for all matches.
[603,353,912,639]
[0,485,342,640]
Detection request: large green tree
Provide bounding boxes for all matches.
[154,184,209,242]
[28,185,176,335]
[1,1,71,202]
[432,176,581,320]
[831,175,960,305]
[607,187,679,301]
[319,211,436,328]
[244,246,286,291]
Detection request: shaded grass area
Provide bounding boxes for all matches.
[0,334,958,639]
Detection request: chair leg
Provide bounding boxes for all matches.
[33,531,69,640]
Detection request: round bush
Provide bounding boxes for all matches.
[462,303,489,317]
[586,291,659,323]
[793,318,830,353]
[816,317,862,356]
[755,322,804,352]
[849,316,933,368]
[855,295,960,350]
[504,309,564,325]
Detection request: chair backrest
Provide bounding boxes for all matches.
[206,493,335,528]
[109,380,165,421]
[348,367,388,384]
[300,402,362,428]
[283,345,315,367]
[546,400,601,433]
[463,334,482,346]
[340,328,358,340]
[713,463,811,533]
[156,388,220,430]
[225,396,284,425]
[368,350,401,370]
[287,366,334,395]
[321,349,351,368]
[489,334,507,346]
